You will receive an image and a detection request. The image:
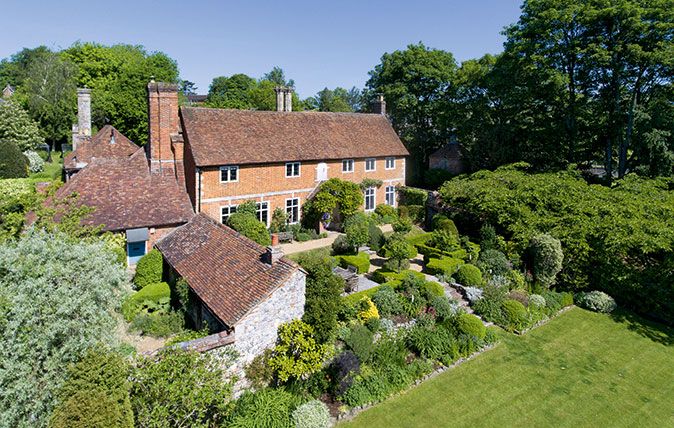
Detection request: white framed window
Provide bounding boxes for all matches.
[342,159,354,173]
[385,157,396,170]
[385,185,396,207]
[220,165,239,183]
[365,158,376,172]
[286,198,300,224]
[220,205,238,223]
[285,162,301,178]
[364,187,376,211]
[256,202,269,227]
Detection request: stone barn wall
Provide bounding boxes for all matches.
[234,269,306,363]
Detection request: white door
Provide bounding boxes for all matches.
[316,162,328,181]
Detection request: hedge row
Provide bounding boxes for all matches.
[334,252,371,274]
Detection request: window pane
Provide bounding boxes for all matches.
[286,163,292,176]
[229,167,237,181]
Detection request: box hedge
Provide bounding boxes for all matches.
[422,281,445,297]
[454,264,483,287]
[133,249,163,288]
[342,286,382,307]
[121,281,171,321]
[425,257,464,276]
[371,268,425,284]
[334,252,371,274]
[456,313,486,339]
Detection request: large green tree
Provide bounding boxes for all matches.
[0,231,127,427]
[0,100,43,151]
[307,87,362,112]
[62,42,179,144]
[365,43,458,184]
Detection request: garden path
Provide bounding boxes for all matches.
[280,231,341,255]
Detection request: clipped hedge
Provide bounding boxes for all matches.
[342,286,383,307]
[121,282,170,321]
[371,268,425,284]
[398,205,425,224]
[133,249,163,289]
[406,232,433,247]
[425,257,464,276]
[423,281,445,297]
[454,264,483,287]
[335,252,370,274]
[398,187,427,206]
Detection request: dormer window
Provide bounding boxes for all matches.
[220,165,239,183]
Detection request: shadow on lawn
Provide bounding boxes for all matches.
[610,309,674,346]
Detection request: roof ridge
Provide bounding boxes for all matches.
[181,106,382,118]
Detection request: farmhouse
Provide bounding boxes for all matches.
[156,213,305,362]
[146,82,409,228]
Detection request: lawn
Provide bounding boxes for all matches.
[29,151,63,181]
[342,307,674,428]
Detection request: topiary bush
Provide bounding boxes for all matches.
[0,140,28,178]
[391,216,413,234]
[576,291,617,313]
[529,233,564,288]
[367,221,385,251]
[332,234,351,255]
[422,281,445,298]
[456,313,486,340]
[292,400,331,428]
[426,257,464,276]
[454,264,483,287]
[133,249,163,289]
[121,282,171,322]
[432,214,459,236]
[501,299,528,332]
[344,213,370,250]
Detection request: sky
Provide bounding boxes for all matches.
[1,0,522,97]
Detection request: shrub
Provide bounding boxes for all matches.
[130,310,184,337]
[472,284,507,324]
[454,264,483,287]
[331,234,351,255]
[432,214,459,236]
[335,252,370,274]
[133,249,163,288]
[269,320,332,383]
[375,203,397,219]
[456,313,486,339]
[344,213,370,250]
[270,207,288,233]
[50,348,133,428]
[423,281,445,298]
[0,140,28,178]
[391,216,413,234]
[299,252,344,343]
[424,168,453,188]
[476,249,510,278]
[295,232,312,242]
[501,299,528,332]
[529,234,564,288]
[228,388,301,428]
[228,212,272,246]
[577,291,617,313]
[23,150,44,173]
[131,348,234,428]
[426,257,464,276]
[406,232,433,248]
[368,222,385,251]
[405,325,458,364]
[371,268,425,284]
[357,297,380,322]
[245,349,275,389]
[0,100,43,152]
[430,228,461,253]
[479,223,506,252]
[121,281,171,322]
[165,327,210,346]
[371,285,403,317]
[345,324,374,362]
[341,286,383,309]
[464,286,483,303]
[507,269,527,290]
[292,400,331,428]
[507,289,530,307]
[429,295,458,321]
[398,187,427,206]
[329,351,360,396]
[529,294,546,309]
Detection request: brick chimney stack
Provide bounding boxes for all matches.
[72,88,91,151]
[147,81,180,173]
[372,94,386,115]
[274,86,293,112]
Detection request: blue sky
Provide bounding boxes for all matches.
[1,0,522,97]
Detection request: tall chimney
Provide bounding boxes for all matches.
[275,86,285,112]
[147,81,180,173]
[72,88,91,151]
[372,94,386,115]
[283,87,293,112]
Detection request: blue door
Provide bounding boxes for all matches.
[127,241,147,265]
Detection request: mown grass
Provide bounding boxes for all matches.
[342,307,674,428]
[29,151,63,181]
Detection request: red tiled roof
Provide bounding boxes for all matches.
[64,125,139,170]
[56,149,194,231]
[155,213,301,327]
[180,107,410,167]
